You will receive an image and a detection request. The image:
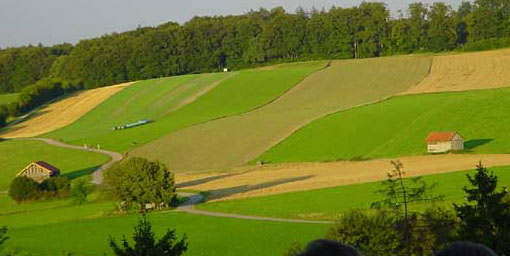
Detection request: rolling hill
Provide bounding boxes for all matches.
[256,87,510,163]
[45,62,325,152]
[130,56,431,171]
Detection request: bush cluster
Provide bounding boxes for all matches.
[8,176,71,203]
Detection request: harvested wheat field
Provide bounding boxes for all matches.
[405,49,510,94]
[0,82,131,138]
[177,154,510,201]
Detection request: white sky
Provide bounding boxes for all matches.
[0,0,464,48]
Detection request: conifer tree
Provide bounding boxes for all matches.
[454,162,510,255]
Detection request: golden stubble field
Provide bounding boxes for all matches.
[0,82,132,138]
[177,153,510,201]
[405,49,510,94]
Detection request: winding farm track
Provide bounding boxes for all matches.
[25,138,123,184]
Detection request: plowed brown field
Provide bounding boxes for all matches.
[406,49,510,94]
[1,82,131,138]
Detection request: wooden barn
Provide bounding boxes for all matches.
[425,131,464,153]
[17,161,60,183]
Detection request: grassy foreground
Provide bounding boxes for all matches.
[198,165,510,220]
[0,139,109,190]
[2,201,326,256]
[47,62,324,152]
[257,87,510,163]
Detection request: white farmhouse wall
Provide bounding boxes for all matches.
[428,142,452,153]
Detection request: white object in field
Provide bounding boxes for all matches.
[223,68,228,72]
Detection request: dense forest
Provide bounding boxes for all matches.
[0,0,509,108]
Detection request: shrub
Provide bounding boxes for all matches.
[326,209,401,256]
[325,207,456,256]
[8,176,41,202]
[40,176,70,199]
[8,176,71,203]
[462,37,510,52]
[71,178,91,205]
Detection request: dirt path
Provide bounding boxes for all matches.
[177,153,510,201]
[176,192,332,224]
[27,138,123,184]
[1,82,131,138]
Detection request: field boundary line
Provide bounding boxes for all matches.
[127,62,329,153]
[174,193,332,224]
[246,57,436,166]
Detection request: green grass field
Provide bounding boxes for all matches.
[197,165,510,220]
[0,93,18,105]
[46,62,324,153]
[131,56,431,171]
[256,87,510,163]
[0,139,109,191]
[1,196,326,256]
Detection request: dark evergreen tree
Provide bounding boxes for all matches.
[454,162,510,255]
[109,217,187,256]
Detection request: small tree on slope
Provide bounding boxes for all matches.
[454,162,510,255]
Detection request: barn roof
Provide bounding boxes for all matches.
[34,161,60,174]
[425,132,461,143]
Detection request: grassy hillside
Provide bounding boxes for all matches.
[198,165,510,220]
[256,87,510,163]
[0,139,109,190]
[2,203,326,256]
[131,56,431,171]
[46,62,324,152]
[0,93,18,105]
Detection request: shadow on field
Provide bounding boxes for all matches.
[207,175,314,200]
[177,171,248,188]
[64,165,101,180]
[464,139,493,150]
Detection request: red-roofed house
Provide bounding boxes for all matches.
[17,161,60,183]
[425,131,464,153]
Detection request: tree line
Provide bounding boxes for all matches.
[1,0,510,128]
